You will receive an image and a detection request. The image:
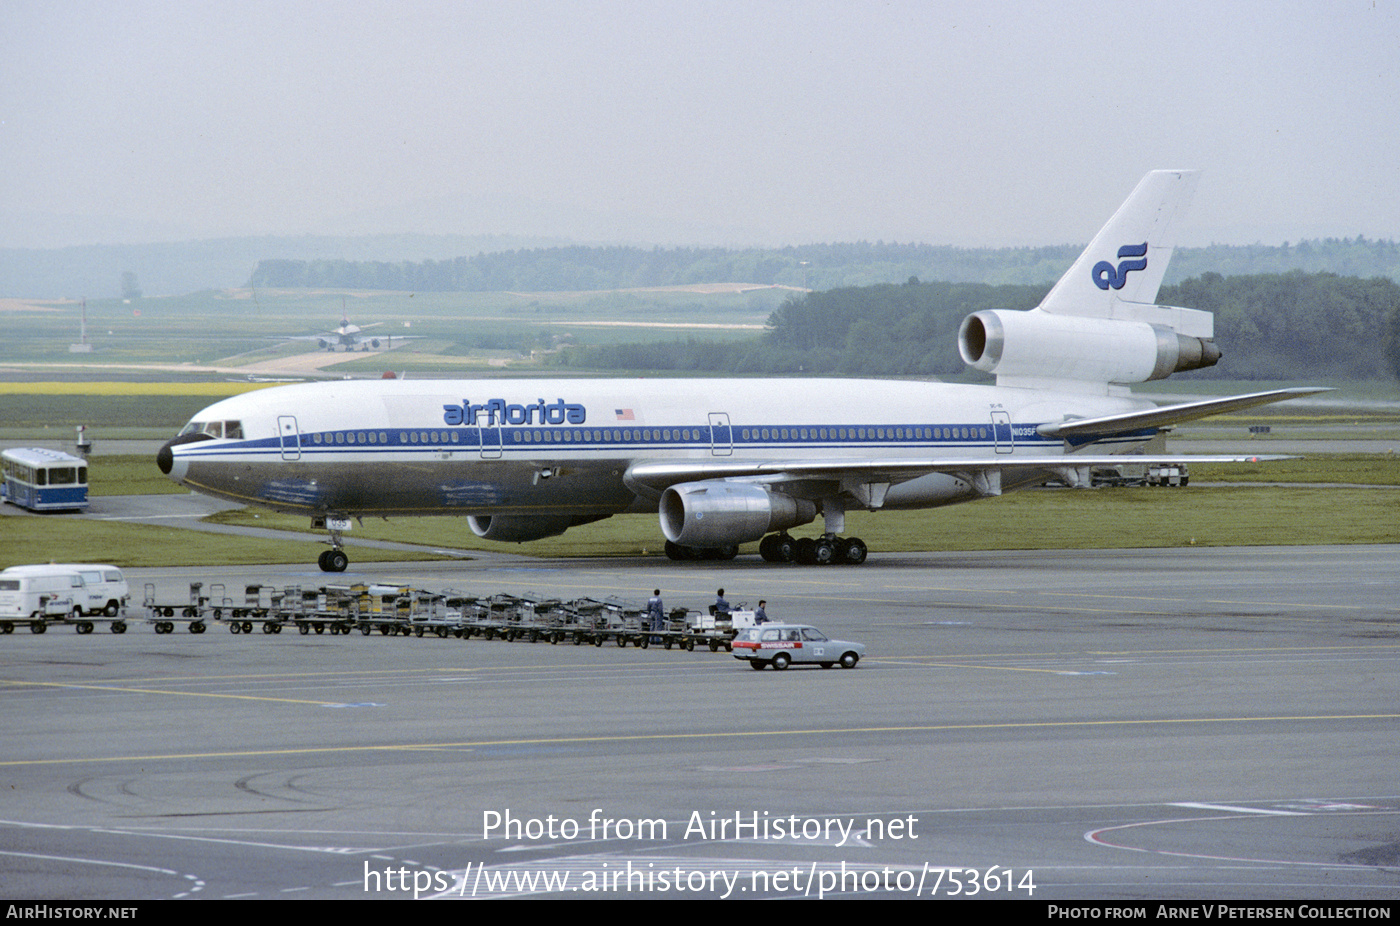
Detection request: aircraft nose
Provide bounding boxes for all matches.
[157,432,211,477]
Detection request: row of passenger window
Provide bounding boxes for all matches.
[307,429,707,445]
[311,431,397,445]
[512,428,704,443]
[305,425,991,446]
[740,426,988,441]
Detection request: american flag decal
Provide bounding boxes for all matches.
[615,409,635,420]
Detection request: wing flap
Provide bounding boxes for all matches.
[1037,388,1330,441]
[625,452,1294,498]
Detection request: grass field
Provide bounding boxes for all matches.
[197,483,1396,559]
[5,482,1389,571]
[3,446,1393,569]
[0,517,445,569]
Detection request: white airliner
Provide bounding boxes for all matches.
[287,312,419,352]
[158,170,1323,571]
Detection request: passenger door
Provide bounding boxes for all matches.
[278,416,301,461]
[708,412,732,456]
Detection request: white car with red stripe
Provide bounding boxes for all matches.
[732,623,865,670]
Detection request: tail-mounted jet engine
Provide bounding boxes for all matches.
[659,482,817,547]
[958,309,1220,384]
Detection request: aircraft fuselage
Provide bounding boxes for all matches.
[159,376,1146,519]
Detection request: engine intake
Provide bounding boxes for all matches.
[659,482,816,547]
[958,309,1220,384]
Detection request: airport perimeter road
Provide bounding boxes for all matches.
[2,546,1398,901]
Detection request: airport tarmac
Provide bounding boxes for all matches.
[2,545,1398,901]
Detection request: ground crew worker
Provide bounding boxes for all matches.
[647,589,665,634]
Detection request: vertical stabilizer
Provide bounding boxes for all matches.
[1039,170,1200,321]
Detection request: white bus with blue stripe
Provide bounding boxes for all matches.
[2,447,90,512]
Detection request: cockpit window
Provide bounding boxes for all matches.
[177,420,242,439]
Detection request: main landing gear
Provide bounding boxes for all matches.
[665,534,869,564]
[759,533,868,566]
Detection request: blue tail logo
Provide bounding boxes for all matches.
[1092,242,1148,290]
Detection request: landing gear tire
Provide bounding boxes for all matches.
[836,537,868,565]
[319,549,349,572]
[759,534,779,562]
[760,533,795,563]
[761,533,866,566]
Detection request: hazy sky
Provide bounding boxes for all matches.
[3,0,1397,249]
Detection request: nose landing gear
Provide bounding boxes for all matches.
[317,549,349,572]
[314,517,351,572]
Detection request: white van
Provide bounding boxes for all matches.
[0,568,85,629]
[1,563,129,617]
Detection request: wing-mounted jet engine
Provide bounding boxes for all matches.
[659,482,818,559]
[468,514,602,543]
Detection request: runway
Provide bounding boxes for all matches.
[2,546,1398,901]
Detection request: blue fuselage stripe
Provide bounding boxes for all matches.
[175,420,1076,462]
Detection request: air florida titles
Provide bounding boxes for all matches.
[443,398,587,427]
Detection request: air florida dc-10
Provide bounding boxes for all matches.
[157,171,1323,571]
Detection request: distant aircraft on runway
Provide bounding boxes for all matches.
[284,306,421,352]
[159,170,1326,572]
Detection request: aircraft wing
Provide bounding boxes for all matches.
[1038,387,1330,441]
[275,332,423,347]
[624,451,1292,499]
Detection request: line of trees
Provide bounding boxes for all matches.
[546,271,1400,381]
[247,238,1400,294]
[1162,271,1400,379]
